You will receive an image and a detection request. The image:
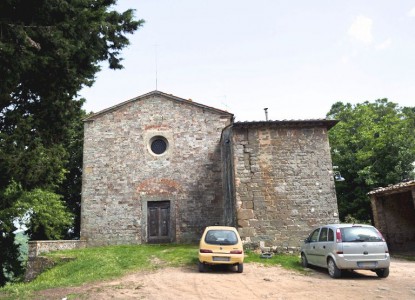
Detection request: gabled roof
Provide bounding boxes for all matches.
[368,180,415,196]
[84,90,233,121]
[233,119,339,130]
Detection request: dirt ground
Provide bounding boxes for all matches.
[37,258,415,300]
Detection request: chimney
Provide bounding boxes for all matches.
[264,108,268,121]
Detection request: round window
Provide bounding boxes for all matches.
[150,136,168,155]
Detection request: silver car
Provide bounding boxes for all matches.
[300,224,390,278]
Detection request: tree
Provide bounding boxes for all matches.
[58,107,87,239]
[0,0,143,285]
[0,182,73,282]
[327,99,415,222]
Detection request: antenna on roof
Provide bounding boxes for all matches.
[154,43,159,90]
[221,95,229,111]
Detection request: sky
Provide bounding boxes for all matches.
[80,1,415,122]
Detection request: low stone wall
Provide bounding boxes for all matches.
[25,256,55,282]
[25,240,86,282]
[28,240,87,258]
[244,241,300,254]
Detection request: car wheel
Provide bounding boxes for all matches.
[327,258,341,278]
[237,263,243,273]
[375,267,389,278]
[301,253,309,268]
[198,261,205,273]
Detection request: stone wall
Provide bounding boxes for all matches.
[81,92,233,246]
[25,240,86,281]
[28,240,87,258]
[231,122,339,250]
[370,189,415,252]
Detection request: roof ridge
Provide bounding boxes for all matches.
[233,119,339,130]
[84,90,233,121]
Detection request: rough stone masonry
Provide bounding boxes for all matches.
[229,121,339,250]
[81,91,340,250]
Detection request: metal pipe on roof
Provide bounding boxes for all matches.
[264,108,268,121]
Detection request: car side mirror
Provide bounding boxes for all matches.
[304,238,310,243]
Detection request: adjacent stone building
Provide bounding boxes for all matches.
[81,91,340,249]
[369,180,415,252]
[225,121,339,249]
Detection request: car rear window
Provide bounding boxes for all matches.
[340,226,383,242]
[205,230,238,245]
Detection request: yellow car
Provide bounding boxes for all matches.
[198,226,244,273]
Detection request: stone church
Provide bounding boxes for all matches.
[81,90,340,250]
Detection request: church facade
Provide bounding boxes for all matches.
[81,91,339,250]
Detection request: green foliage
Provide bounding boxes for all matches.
[14,232,29,269]
[15,189,74,240]
[0,232,22,288]
[327,99,415,221]
[0,0,144,106]
[57,108,87,239]
[0,244,303,298]
[343,214,369,224]
[0,0,143,286]
[1,181,73,241]
[0,182,25,283]
[0,233,29,287]
[0,181,23,233]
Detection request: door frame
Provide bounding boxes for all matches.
[147,200,170,243]
[141,197,176,243]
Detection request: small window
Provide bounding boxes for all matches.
[310,229,320,242]
[340,226,383,242]
[319,228,328,242]
[149,136,168,155]
[205,230,238,245]
[328,228,334,241]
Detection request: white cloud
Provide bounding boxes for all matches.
[348,15,373,45]
[408,7,415,17]
[376,38,392,50]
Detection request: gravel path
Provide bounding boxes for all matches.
[38,258,415,300]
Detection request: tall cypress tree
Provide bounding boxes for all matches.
[0,0,144,285]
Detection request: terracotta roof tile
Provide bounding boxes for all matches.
[368,180,415,195]
[233,119,339,130]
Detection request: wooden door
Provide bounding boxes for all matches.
[147,201,170,243]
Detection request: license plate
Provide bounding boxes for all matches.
[357,262,377,268]
[213,256,230,262]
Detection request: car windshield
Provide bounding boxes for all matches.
[205,230,238,245]
[340,226,383,242]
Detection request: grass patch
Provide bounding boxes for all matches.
[391,254,415,261]
[0,244,303,299]
[244,251,304,272]
[0,244,198,299]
